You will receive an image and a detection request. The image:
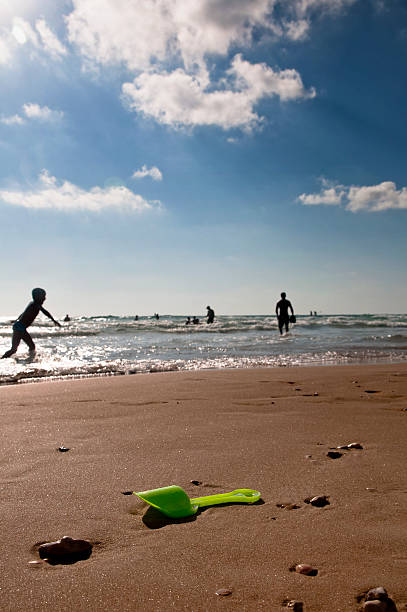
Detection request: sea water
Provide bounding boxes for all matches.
[0,314,406,385]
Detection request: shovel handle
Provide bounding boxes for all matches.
[190,488,260,508]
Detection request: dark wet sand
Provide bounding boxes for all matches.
[1,364,407,611]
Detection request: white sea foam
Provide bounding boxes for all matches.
[1,314,406,384]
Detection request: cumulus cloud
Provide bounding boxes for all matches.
[132,165,163,181]
[0,114,25,125]
[66,0,273,72]
[1,103,64,125]
[0,170,162,212]
[67,0,319,130]
[123,55,314,130]
[22,103,64,121]
[298,179,407,212]
[298,186,345,206]
[66,0,357,71]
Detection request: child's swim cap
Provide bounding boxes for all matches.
[32,288,46,302]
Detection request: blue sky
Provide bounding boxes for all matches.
[1,0,406,316]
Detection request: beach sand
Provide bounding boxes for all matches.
[1,363,407,611]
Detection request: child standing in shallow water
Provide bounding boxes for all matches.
[1,288,61,359]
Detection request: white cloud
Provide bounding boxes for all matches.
[35,18,67,58]
[347,182,407,212]
[123,55,314,130]
[66,0,274,72]
[298,186,345,205]
[0,170,162,212]
[22,103,64,121]
[132,165,163,181]
[298,179,407,212]
[0,114,25,125]
[1,103,64,125]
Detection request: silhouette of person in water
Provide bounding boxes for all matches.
[192,316,200,324]
[2,288,61,358]
[185,316,191,325]
[64,314,71,322]
[154,313,159,320]
[275,292,294,335]
[206,306,215,324]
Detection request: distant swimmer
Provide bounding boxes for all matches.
[185,316,191,325]
[192,316,200,324]
[154,313,159,320]
[275,292,294,335]
[206,306,215,324]
[2,288,61,359]
[134,315,139,321]
[64,314,71,322]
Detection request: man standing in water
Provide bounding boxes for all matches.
[275,292,294,335]
[206,305,215,324]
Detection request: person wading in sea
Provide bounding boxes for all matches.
[275,292,294,335]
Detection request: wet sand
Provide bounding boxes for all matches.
[1,363,407,611]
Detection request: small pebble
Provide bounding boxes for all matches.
[38,536,92,561]
[190,480,202,486]
[367,587,388,601]
[327,451,343,459]
[121,491,133,495]
[313,392,319,396]
[290,563,318,576]
[215,588,232,596]
[366,487,377,492]
[28,560,42,566]
[309,495,330,507]
[57,446,70,452]
[347,442,363,449]
[287,601,303,611]
[365,389,379,394]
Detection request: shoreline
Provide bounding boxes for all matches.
[1,356,407,388]
[1,363,407,611]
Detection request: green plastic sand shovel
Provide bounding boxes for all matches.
[134,485,261,518]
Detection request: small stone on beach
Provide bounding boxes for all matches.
[327,451,343,459]
[347,442,363,449]
[362,587,398,611]
[290,563,318,576]
[285,600,303,610]
[57,446,70,452]
[215,588,232,596]
[304,495,330,507]
[367,587,388,601]
[38,536,92,562]
[190,480,202,486]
